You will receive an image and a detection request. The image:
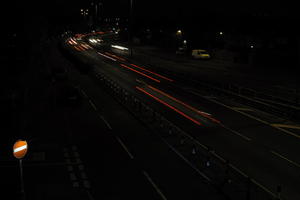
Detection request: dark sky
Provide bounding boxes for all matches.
[1,0,298,35]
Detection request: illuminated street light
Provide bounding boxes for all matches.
[219,32,223,35]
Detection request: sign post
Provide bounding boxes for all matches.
[13,140,28,200]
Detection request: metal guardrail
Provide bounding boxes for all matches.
[90,66,283,200]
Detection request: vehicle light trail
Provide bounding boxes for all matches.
[136,86,202,126]
[74,46,82,51]
[147,85,220,123]
[97,52,117,61]
[105,52,127,61]
[120,64,160,83]
[130,64,174,82]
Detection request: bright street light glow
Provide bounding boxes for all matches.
[219,32,223,35]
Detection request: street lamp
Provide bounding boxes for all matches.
[129,0,133,57]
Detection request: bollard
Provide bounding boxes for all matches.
[152,111,156,121]
[276,185,282,200]
[180,136,185,145]
[246,177,251,200]
[206,156,211,167]
[191,145,196,155]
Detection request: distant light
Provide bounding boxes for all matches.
[81,9,83,12]
[250,45,254,48]
[177,30,182,34]
[183,40,187,44]
[219,32,223,35]
[111,45,129,51]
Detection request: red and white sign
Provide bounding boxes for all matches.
[13,140,28,159]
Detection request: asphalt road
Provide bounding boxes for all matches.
[62,33,300,200]
[1,39,226,200]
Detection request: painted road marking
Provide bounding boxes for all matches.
[191,91,252,141]
[271,151,300,168]
[86,190,95,200]
[251,179,277,199]
[142,170,168,200]
[80,89,88,98]
[98,115,113,130]
[69,173,77,181]
[219,124,252,141]
[80,89,113,130]
[115,136,134,159]
[80,172,88,179]
[232,107,253,112]
[89,100,98,111]
[196,91,300,139]
[271,124,300,130]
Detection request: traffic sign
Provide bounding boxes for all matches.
[13,140,28,159]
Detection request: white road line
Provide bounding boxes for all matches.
[160,136,211,182]
[80,89,88,98]
[219,124,252,141]
[98,114,113,130]
[142,170,168,200]
[115,136,134,159]
[271,150,300,168]
[89,100,98,111]
[80,88,113,130]
[86,190,95,200]
[194,90,300,140]
[69,173,77,181]
[251,179,277,199]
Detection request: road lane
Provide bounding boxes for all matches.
[63,35,300,199]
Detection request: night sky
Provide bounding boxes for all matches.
[1,0,299,38]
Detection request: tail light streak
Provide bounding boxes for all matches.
[130,64,174,82]
[136,86,202,126]
[120,64,160,83]
[147,85,220,123]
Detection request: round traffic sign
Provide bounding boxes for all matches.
[13,140,28,159]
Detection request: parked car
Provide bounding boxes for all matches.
[191,49,211,59]
[176,47,186,55]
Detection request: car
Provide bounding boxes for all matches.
[191,49,211,59]
[176,47,185,55]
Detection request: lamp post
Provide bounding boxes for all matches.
[129,0,133,57]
